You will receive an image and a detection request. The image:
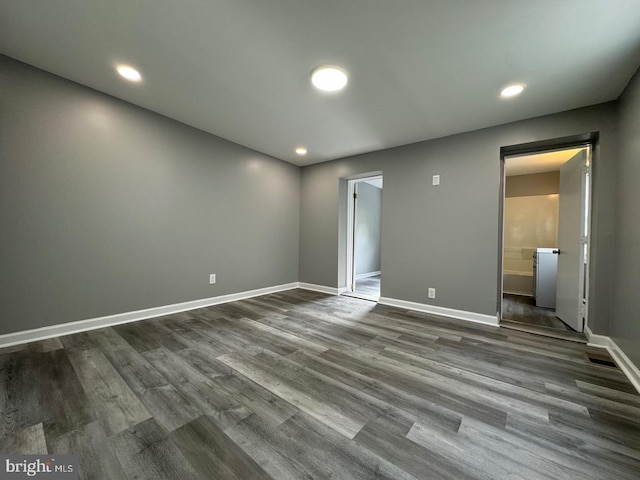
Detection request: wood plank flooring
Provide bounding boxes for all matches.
[502,294,572,331]
[355,275,381,297]
[1,289,639,479]
[501,319,587,344]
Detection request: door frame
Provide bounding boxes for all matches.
[550,146,592,331]
[498,138,595,332]
[346,174,383,293]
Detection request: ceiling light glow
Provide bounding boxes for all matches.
[117,65,142,82]
[311,66,348,92]
[295,147,308,155]
[500,84,525,98]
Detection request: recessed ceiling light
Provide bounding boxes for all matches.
[311,66,348,92]
[500,84,525,98]
[116,65,142,82]
[295,147,308,155]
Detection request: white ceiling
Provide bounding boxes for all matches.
[505,147,586,176]
[1,1,640,166]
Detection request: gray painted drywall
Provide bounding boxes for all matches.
[611,66,640,367]
[1,51,632,361]
[299,103,618,335]
[355,183,382,276]
[0,55,300,335]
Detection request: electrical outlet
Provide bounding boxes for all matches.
[432,174,440,186]
[428,287,436,299]
[209,274,216,284]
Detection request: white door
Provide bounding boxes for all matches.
[351,182,359,291]
[555,149,587,331]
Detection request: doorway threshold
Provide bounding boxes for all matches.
[341,292,379,303]
[500,319,586,343]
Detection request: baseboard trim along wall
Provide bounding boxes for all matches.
[3,283,637,395]
[585,326,640,394]
[378,297,500,327]
[584,326,608,348]
[0,282,498,349]
[297,283,343,295]
[0,282,299,349]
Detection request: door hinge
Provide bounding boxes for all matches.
[582,165,591,174]
[353,193,358,199]
[579,303,587,317]
[581,235,588,245]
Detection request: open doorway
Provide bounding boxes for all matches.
[500,145,592,338]
[344,175,383,301]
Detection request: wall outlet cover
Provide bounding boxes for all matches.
[432,175,440,186]
[428,287,436,298]
[209,274,216,284]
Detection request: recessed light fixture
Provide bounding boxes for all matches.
[295,147,308,155]
[116,64,142,82]
[311,66,348,92]
[500,84,525,98]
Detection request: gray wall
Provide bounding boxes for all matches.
[2,52,635,368]
[355,183,382,276]
[0,55,300,335]
[299,103,618,335]
[612,66,640,366]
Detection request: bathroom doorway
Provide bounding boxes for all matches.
[500,145,592,338]
[344,175,383,301]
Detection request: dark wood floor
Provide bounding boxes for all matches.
[1,289,639,479]
[502,294,573,331]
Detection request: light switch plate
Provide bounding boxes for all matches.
[432,174,440,186]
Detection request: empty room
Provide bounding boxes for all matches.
[1,1,640,479]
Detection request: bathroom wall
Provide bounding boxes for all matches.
[504,172,560,271]
[504,193,559,260]
[505,171,560,197]
[503,172,560,295]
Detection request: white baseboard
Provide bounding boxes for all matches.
[378,297,499,327]
[9,283,636,394]
[355,271,381,280]
[298,286,499,329]
[297,283,341,295]
[0,282,299,350]
[585,326,640,394]
[608,340,640,394]
[584,325,608,347]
